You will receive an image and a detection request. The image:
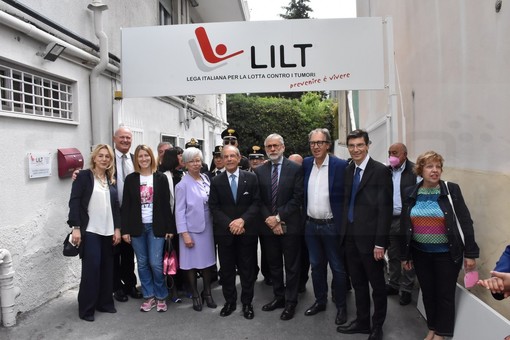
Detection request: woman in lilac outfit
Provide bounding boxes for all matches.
[175,147,217,311]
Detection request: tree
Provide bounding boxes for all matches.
[280,0,313,19]
[226,93,336,158]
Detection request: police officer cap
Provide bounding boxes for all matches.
[185,138,201,149]
[212,145,223,156]
[248,145,265,159]
[221,128,239,140]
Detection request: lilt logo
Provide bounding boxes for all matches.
[190,27,244,71]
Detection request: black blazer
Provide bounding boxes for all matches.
[254,157,304,235]
[121,171,176,237]
[209,170,260,245]
[341,157,393,253]
[67,169,121,257]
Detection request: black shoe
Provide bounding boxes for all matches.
[192,296,202,311]
[385,284,399,296]
[113,289,128,302]
[262,298,285,311]
[336,320,371,334]
[264,277,273,286]
[280,305,295,321]
[368,326,383,340]
[201,292,217,308]
[242,304,254,319]
[220,302,236,317]
[80,314,95,322]
[304,302,326,316]
[335,308,347,325]
[399,291,412,305]
[127,287,143,299]
[96,307,117,313]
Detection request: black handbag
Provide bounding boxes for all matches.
[63,232,79,257]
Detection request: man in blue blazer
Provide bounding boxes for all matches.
[303,128,349,326]
[209,145,261,320]
[337,129,393,340]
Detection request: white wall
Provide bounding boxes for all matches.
[357,0,510,318]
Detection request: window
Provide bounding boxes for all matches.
[0,62,73,121]
[161,134,177,146]
[159,1,173,25]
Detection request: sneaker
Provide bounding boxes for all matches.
[140,298,156,312]
[157,300,168,312]
[171,296,182,303]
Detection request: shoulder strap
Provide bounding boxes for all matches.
[444,181,465,244]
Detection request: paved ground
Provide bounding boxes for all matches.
[0,272,427,340]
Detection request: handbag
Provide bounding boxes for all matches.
[163,238,178,276]
[62,232,79,257]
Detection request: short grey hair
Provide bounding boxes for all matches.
[182,147,203,163]
[264,133,285,146]
[157,141,173,149]
[221,145,240,157]
[308,128,331,143]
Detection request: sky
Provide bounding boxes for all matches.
[247,0,356,21]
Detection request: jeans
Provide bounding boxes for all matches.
[305,219,346,309]
[131,223,167,300]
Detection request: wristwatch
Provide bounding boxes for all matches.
[73,226,80,230]
[275,214,281,223]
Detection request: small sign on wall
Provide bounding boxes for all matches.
[28,152,52,178]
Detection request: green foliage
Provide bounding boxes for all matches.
[226,93,336,158]
[280,0,313,19]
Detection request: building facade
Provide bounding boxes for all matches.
[0,0,248,315]
[355,0,510,318]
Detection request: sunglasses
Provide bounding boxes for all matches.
[223,139,237,146]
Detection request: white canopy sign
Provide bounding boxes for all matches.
[121,18,384,97]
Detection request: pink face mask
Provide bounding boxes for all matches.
[388,156,400,168]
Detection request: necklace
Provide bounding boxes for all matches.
[94,171,108,189]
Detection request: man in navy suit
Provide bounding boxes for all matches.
[337,129,392,340]
[255,134,303,321]
[209,145,260,320]
[303,128,349,326]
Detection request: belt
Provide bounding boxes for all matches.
[307,217,334,225]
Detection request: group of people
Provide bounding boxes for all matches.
[67,125,485,340]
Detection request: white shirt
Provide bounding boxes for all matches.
[307,154,333,219]
[87,179,114,236]
[115,149,134,206]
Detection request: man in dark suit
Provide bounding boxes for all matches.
[386,143,417,306]
[209,145,261,320]
[255,134,304,321]
[112,126,142,302]
[337,129,393,340]
[303,128,349,326]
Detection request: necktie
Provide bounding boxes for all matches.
[230,174,237,203]
[216,170,221,176]
[121,154,128,180]
[271,163,279,215]
[348,167,361,223]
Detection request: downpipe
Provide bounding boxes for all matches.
[88,0,109,145]
[0,249,21,327]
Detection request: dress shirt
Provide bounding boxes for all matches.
[307,154,333,220]
[115,149,134,205]
[391,161,406,216]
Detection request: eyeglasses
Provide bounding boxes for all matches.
[347,143,367,150]
[186,159,202,164]
[223,139,237,146]
[265,144,281,149]
[309,141,329,147]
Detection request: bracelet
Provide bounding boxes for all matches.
[73,226,80,230]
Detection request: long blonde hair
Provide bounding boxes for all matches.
[89,144,116,185]
[134,144,157,174]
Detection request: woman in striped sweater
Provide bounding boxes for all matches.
[400,151,479,340]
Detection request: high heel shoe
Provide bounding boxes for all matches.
[201,291,217,308]
[192,296,202,311]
